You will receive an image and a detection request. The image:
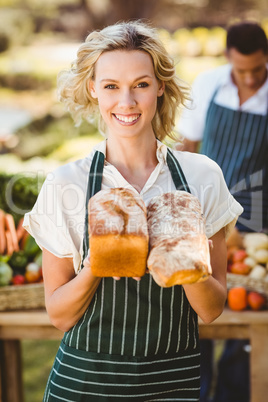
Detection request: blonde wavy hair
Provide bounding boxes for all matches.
[58,20,190,141]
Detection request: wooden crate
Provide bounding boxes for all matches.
[0,283,45,311]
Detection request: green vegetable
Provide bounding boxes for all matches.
[23,235,40,258]
[34,251,42,267]
[0,261,13,286]
[0,255,10,264]
[8,251,28,272]
[0,172,44,224]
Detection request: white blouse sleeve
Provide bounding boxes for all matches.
[23,164,87,273]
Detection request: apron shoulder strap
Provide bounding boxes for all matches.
[82,148,191,266]
[82,151,105,265]
[87,151,105,198]
[166,148,191,193]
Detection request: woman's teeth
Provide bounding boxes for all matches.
[114,114,140,123]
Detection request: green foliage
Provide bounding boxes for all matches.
[22,340,61,402]
[13,114,99,160]
[0,172,44,223]
[0,73,54,91]
[0,8,35,48]
[0,32,10,53]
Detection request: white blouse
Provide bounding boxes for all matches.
[23,140,243,273]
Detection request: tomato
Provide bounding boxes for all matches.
[12,274,26,285]
[230,262,250,275]
[247,292,266,311]
[232,249,248,263]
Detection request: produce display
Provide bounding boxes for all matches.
[226,228,268,311]
[0,209,42,287]
[0,172,43,293]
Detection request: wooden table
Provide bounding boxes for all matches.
[0,309,268,402]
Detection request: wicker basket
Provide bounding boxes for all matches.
[227,272,268,299]
[0,283,45,311]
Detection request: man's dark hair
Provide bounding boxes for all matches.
[227,22,268,55]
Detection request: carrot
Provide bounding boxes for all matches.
[16,217,26,243]
[5,230,14,256]
[5,213,19,252]
[21,230,30,250]
[0,209,7,254]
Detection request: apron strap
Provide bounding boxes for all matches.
[82,151,105,264]
[88,151,105,198]
[166,148,191,193]
[81,148,190,266]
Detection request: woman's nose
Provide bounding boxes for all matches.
[118,90,136,108]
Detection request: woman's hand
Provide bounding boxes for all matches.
[42,249,101,332]
[113,268,149,281]
[182,227,227,324]
[113,276,142,281]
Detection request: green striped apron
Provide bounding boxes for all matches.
[43,148,200,401]
[201,90,268,232]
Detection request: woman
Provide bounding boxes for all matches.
[24,21,243,401]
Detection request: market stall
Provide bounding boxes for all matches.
[1,309,268,402]
[0,173,268,402]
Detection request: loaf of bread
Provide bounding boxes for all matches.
[147,191,212,287]
[88,188,148,277]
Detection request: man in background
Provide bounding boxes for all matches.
[177,21,268,402]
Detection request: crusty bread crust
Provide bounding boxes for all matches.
[88,188,148,277]
[90,234,148,277]
[147,191,212,287]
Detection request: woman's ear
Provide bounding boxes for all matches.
[157,81,165,97]
[89,80,98,99]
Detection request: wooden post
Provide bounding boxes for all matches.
[0,340,24,402]
[250,324,268,402]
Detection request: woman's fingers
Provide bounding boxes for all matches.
[113,276,141,281]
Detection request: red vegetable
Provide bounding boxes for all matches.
[12,274,25,285]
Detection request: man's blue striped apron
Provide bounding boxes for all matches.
[201,90,268,232]
[43,148,200,401]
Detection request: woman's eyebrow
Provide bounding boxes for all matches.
[100,75,153,83]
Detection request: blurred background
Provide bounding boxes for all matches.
[0,1,268,401]
[1,0,268,176]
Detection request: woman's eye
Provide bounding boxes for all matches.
[105,84,117,89]
[137,82,149,88]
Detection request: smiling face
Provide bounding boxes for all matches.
[89,50,164,139]
[227,48,268,92]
